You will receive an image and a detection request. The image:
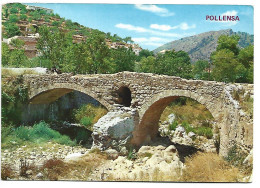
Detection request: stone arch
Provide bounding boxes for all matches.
[131,90,222,146]
[28,83,113,110]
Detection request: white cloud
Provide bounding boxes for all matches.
[132,37,169,43]
[135,4,174,17]
[115,23,147,32]
[179,23,196,30]
[149,22,196,31]
[132,37,172,47]
[150,24,172,31]
[221,10,239,26]
[115,23,182,37]
[221,10,238,17]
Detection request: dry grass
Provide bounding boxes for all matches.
[160,98,213,126]
[1,68,40,76]
[181,152,244,182]
[106,167,181,182]
[73,104,108,130]
[1,164,15,180]
[40,149,108,180]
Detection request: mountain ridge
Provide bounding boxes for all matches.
[153,29,254,63]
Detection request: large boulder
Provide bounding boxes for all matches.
[92,107,138,151]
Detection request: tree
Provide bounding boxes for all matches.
[136,49,154,61]
[10,8,18,14]
[1,43,10,66]
[9,14,19,23]
[237,45,254,83]
[10,38,25,48]
[37,26,68,69]
[5,8,9,18]
[110,47,136,72]
[211,35,254,83]
[211,49,239,82]
[20,8,27,14]
[193,60,210,80]
[8,49,28,67]
[5,23,20,38]
[20,14,27,21]
[137,56,157,73]
[84,32,115,74]
[39,9,47,15]
[156,50,192,79]
[216,35,240,55]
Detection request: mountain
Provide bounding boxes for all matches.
[153,29,254,63]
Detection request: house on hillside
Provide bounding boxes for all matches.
[3,35,39,58]
[26,5,53,14]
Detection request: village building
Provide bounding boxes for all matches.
[26,5,53,14]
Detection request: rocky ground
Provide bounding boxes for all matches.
[1,141,184,181]
[88,144,183,181]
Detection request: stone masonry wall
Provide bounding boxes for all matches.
[23,71,253,156]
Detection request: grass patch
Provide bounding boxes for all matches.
[160,97,214,126]
[1,122,76,149]
[168,120,178,131]
[178,121,213,139]
[181,152,244,182]
[73,104,108,131]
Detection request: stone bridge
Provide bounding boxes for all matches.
[23,72,253,156]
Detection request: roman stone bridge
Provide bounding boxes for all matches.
[23,71,253,156]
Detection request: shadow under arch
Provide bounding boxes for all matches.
[28,83,112,111]
[131,89,218,146]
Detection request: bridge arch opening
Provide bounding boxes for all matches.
[117,86,132,107]
[132,93,217,151]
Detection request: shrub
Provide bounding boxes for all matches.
[1,164,14,180]
[2,122,76,148]
[169,120,178,131]
[14,126,31,141]
[51,21,60,26]
[19,159,35,177]
[225,145,248,167]
[73,104,107,130]
[181,121,194,133]
[194,126,213,139]
[9,14,19,23]
[80,116,93,128]
[42,158,65,180]
[20,14,27,20]
[10,8,18,14]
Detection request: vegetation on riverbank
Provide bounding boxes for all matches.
[1,122,76,150]
[73,104,108,130]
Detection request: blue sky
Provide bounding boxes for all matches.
[27,3,254,50]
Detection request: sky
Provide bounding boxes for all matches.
[27,3,254,50]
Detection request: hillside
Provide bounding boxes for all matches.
[153,29,254,63]
[1,3,141,57]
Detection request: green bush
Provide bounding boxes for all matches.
[80,116,93,127]
[194,127,213,139]
[181,121,194,133]
[20,14,27,21]
[14,126,31,140]
[169,120,178,131]
[2,122,76,148]
[225,145,248,167]
[10,8,18,14]
[9,14,19,23]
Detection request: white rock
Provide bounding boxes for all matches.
[188,132,196,138]
[168,113,175,124]
[64,152,83,162]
